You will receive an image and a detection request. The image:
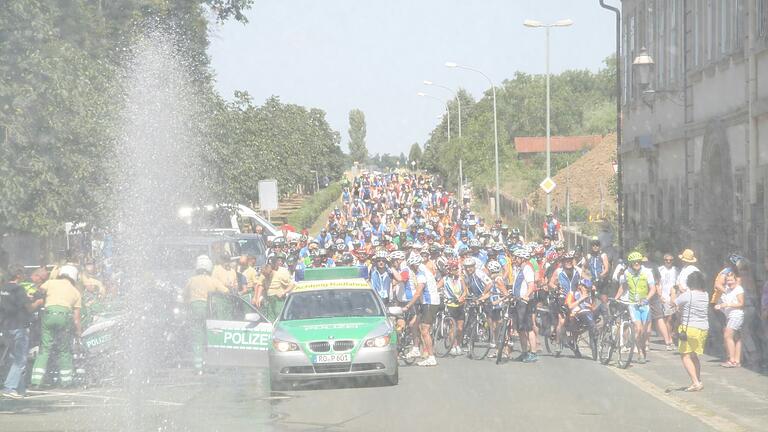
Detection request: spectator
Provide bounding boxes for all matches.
[714,271,745,368]
[674,271,709,392]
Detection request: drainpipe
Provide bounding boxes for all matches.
[748,0,759,205]
[599,0,624,255]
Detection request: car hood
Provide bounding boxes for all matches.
[276,316,387,342]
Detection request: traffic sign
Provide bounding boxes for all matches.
[540,177,556,194]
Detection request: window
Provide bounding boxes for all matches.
[657,0,666,87]
[706,0,714,61]
[670,0,679,82]
[719,0,730,55]
[693,0,701,66]
[734,0,744,50]
[759,0,768,38]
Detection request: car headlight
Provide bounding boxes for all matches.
[272,339,300,352]
[363,335,391,348]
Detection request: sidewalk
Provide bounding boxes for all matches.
[608,337,768,432]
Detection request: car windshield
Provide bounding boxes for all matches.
[236,238,266,258]
[281,289,383,320]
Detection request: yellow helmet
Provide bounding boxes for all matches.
[627,251,643,263]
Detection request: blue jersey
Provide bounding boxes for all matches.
[557,268,581,295]
[370,268,392,300]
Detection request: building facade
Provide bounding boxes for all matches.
[621,0,768,275]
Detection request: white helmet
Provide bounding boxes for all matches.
[406,254,423,266]
[389,250,406,261]
[196,255,213,273]
[58,265,79,282]
[513,249,531,259]
[486,261,502,274]
[462,257,477,268]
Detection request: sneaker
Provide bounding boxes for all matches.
[522,353,538,363]
[636,356,647,364]
[417,355,437,366]
[489,342,497,349]
[514,353,527,361]
[1,390,23,400]
[404,347,421,359]
[450,346,462,356]
[666,343,675,351]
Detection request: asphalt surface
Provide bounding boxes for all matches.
[1,342,765,432]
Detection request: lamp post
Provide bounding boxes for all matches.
[424,80,464,202]
[445,62,500,216]
[524,18,574,214]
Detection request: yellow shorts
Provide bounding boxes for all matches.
[678,326,708,355]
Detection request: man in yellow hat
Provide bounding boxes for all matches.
[676,249,700,293]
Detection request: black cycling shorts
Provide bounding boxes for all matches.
[483,303,502,321]
[513,301,534,332]
[446,305,466,321]
[419,304,440,325]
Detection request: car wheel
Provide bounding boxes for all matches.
[385,367,399,386]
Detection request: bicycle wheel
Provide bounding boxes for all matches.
[470,319,492,360]
[588,327,598,361]
[495,318,510,365]
[598,324,613,365]
[616,320,635,369]
[431,314,445,356]
[570,331,582,358]
[436,316,456,358]
[399,331,417,366]
[537,309,553,354]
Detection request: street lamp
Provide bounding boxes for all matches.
[423,80,464,202]
[632,47,654,90]
[523,18,573,214]
[445,61,500,216]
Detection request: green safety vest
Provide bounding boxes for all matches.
[626,271,649,302]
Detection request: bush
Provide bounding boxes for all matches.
[287,182,343,230]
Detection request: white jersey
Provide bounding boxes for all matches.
[657,265,678,301]
[416,264,441,305]
[510,264,535,299]
[677,265,700,293]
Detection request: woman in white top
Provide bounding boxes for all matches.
[714,272,745,368]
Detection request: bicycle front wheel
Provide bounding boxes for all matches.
[616,320,635,369]
[598,325,613,365]
[495,318,510,365]
[435,316,456,358]
[470,319,492,360]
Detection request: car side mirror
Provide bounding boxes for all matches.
[387,306,403,316]
[244,313,262,323]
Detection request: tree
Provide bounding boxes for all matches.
[347,109,368,163]
[408,143,422,167]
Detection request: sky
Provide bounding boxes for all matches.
[207,0,617,156]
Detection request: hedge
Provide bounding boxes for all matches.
[286,182,343,231]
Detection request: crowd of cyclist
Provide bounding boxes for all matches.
[256,171,717,369]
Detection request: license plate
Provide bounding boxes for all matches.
[313,353,350,363]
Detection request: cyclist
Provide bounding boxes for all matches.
[585,238,610,293]
[548,251,581,357]
[438,259,467,356]
[403,253,440,366]
[615,251,658,364]
[370,251,393,304]
[486,260,509,354]
[510,248,537,362]
[543,212,563,241]
[565,278,596,332]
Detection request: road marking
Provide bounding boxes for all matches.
[607,367,746,432]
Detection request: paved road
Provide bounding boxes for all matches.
[5,344,751,432]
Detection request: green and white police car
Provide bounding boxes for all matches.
[268,268,399,389]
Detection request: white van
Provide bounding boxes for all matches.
[178,204,300,240]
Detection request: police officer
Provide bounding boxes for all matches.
[30,265,82,388]
[184,255,228,371]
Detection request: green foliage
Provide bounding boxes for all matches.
[408,143,422,165]
[421,57,617,196]
[286,182,343,230]
[348,109,368,163]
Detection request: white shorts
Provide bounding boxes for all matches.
[726,312,744,331]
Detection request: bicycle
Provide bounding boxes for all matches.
[533,290,558,354]
[598,299,636,368]
[396,307,418,365]
[430,304,457,358]
[494,294,518,365]
[559,311,598,360]
[463,299,492,360]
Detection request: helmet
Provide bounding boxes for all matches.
[627,251,643,262]
[562,251,576,260]
[389,250,406,261]
[374,250,389,261]
[273,236,286,245]
[462,258,477,268]
[429,244,442,254]
[406,254,423,266]
[590,237,600,246]
[513,249,530,259]
[58,264,79,281]
[468,239,481,248]
[403,241,414,249]
[492,244,505,253]
[579,278,594,289]
[511,228,521,235]
[341,253,355,264]
[487,261,502,274]
[533,245,546,257]
[195,255,213,273]
[336,242,347,251]
[443,246,455,256]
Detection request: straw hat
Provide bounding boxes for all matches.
[678,249,698,263]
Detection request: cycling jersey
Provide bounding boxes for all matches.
[587,253,606,280]
[442,276,463,307]
[370,268,392,300]
[416,264,441,305]
[464,269,491,298]
[489,275,505,308]
[556,268,581,296]
[620,267,655,302]
[511,264,535,299]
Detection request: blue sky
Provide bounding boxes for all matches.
[208,0,617,156]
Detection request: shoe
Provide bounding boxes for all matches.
[450,346,462,355]
[522,353,538,363]
[417,355,437,366]
[636,356,647,364]
[515,353,527,362]
[1,390,23,400]
[684,383,704,392]
[666,344,675,351]
[720,361,737,368]
[489,343,497,349]
[405,347,421,359]
[554,349,562,358]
